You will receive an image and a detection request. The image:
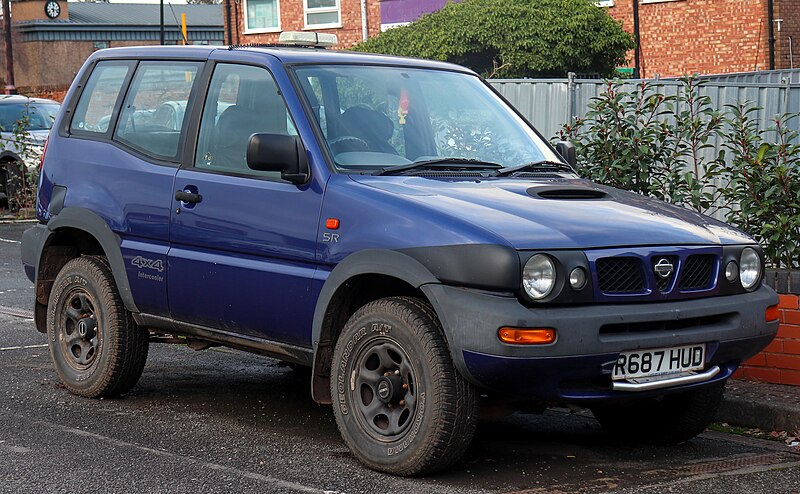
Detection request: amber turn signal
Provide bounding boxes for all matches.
[498,327,556,345]
[766,304,779,322]
[326,218,340,230]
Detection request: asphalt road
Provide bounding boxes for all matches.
[1,222,799,493]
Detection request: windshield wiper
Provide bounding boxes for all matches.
[373,158,503,176]
[495,160,575,177]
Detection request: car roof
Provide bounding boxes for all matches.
[88,45,476,75]
[0,95,59,105]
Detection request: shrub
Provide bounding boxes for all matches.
[2,114,40,214]
[562,77,800,269]
[354,0,634,78]
[716,108,800,269]
[560,77,724,214]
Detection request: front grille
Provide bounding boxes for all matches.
[679,255,716,290]
[596,257,645,293]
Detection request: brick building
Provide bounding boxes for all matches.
[223,0,381,48]
[602,0,799,77]
[2,1,223,88]
[222,0,455,47]
[226,0,798,78]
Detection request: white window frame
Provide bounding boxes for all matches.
[243,0,281,35]
[303,0,341,30]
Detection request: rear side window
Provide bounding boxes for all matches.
[70,62,130,134]
[114,61,203,161]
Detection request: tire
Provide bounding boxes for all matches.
[47,255,149,398]
[330,296,479,476]
[590,380,726,444]
[0,160,18,209]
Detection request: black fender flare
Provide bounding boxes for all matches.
[44,207,139,313]
[310,249,439,403]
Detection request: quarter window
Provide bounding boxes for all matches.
[70,62,130,135]
[114,61,202,161]
[304,0,340,28]
[245,0,280,33]
[195,63,297,179]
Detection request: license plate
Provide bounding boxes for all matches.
[612,344,706,381]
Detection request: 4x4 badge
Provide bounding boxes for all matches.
[131,256,164,273]
[654,258,674,279]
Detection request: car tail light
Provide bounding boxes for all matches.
[40,137,48,171]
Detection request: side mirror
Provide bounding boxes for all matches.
[246,133,309,185]
[555,140,576,168]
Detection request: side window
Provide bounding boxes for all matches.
[114,61,202,161]
[195,63,297,178]
[70,62,130,135]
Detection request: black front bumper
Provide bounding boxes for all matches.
[422,283,779,403]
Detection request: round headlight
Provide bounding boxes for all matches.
[725,261,738,282]
[739,248,762,290]
[569,267,587,290]
[523,254,556,300]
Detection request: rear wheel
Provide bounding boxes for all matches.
[591,380,726,444]
[47,255,149,398]
[331,296,479,476]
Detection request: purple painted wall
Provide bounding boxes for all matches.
[380,0,461,25]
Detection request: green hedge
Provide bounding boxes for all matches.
[560,77,800,269]
[354,0,634,78]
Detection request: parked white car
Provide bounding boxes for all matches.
[0,95,60,208]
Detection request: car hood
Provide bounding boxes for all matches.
[348,175,753,249]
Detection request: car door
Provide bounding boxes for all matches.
[57,60,204,317]
[168,56,324,347]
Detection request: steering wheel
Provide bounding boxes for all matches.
[329,135,370,154]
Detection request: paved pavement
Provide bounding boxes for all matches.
[1,221,799,493]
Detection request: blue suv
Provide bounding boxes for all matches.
[21,39,778,476]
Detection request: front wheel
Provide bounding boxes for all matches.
[47,255,149,398]
[331,297,479,476]
[591,380,726,444]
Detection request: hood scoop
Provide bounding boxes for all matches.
[529,186,608,200]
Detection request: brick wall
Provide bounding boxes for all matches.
[735,292,800,386]
[606,0,772,77]
[774,0,800,70]
[227,0,381,49]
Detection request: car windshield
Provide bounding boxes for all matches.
[0,102,60,132]
[293,65,560,172]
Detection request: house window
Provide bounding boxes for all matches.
[245,0,280,33]
[304,0,340,28]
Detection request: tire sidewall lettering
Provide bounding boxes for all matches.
[387,391,424,456]
[337,325,368,415]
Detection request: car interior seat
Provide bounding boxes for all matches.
[211,77,288,171]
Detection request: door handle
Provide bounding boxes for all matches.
[175,190,202,204]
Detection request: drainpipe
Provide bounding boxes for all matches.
[632,0,641,78]
[2,0,15,94]
[224,0,233,46]
[360,0,368,41]
[767,0,775,69]
[160,0,165,45]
